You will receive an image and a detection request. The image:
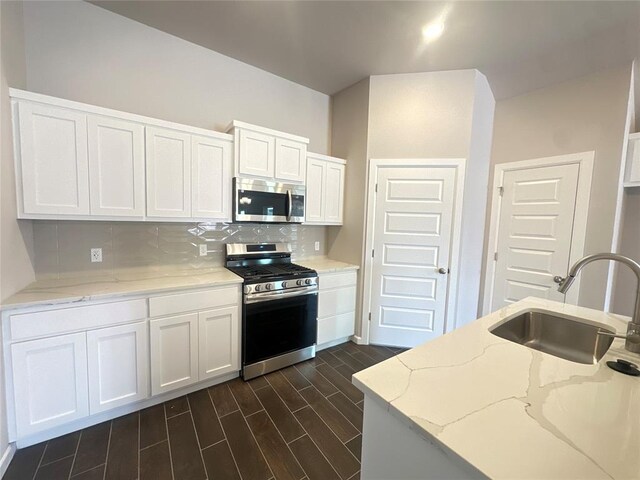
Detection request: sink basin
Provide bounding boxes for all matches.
[489,310,615,364]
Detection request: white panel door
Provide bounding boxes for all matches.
[369,166,458,347]
[198,306,239,381]
[87,322,149,414]
[150,313,198,395]
[491,164,580,309]
[324,163,345,224]
[17,102,90,215]
[305,158,325,223]
[191,135,232,220]
[275,138,306,183]
[88,115,145,217]
[146,126,191,217]
[237,129,275,178]
[11,333,89,437]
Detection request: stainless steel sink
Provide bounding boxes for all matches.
[489,310,615,364]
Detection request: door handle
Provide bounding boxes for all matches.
[286,190,292,221]
[438,268,449,274]
[553,275,565,284]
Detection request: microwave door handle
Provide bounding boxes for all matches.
[286,190,292,221]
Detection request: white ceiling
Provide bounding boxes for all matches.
[92,1,640,101]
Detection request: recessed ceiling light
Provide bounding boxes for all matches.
[422,21,445,42]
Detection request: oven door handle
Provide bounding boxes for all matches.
[245,287,317,304]
[286,190,292,222]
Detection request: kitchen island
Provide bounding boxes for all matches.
[353,297,640,480]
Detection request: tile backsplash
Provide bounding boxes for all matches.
[33,221,327,280]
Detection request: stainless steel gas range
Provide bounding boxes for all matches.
[225,243,318,380]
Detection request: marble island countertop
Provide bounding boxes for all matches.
[1,256,359,311]
[353,297,640,480]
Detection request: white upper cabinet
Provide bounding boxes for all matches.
[237,129,275,178]
[191,134,233,220]
[275,138,307,183]
[305,153,346,225]
[16,101,90,216]
[146,126,192,218]
[11,89,235,222]
[306,158,325,223]
[229,121,309,183]
[624,132,640,187]
[88,115,145,217]
[324,162,345,224]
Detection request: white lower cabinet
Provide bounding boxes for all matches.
[87,322,149,414]
[11,333,89,437]
[199,307,239,380]
[5,286,240,444]
[317,271,357,346]
[150,313,199,395]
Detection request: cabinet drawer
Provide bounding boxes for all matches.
[318,286,356,319]
[319,271,357,290]
[149,286,239,317]
[9,299,148,341]
[317,312,355,346]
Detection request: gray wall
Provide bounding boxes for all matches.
[327,78,370,336]
[330,70,495,336]
[0,0,33,464]
[367,71,495,328]
[486,64,633,311]
[22,1,331,153]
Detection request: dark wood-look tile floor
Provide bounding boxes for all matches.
[5,343,407,480]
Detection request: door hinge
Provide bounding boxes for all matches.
[375,183,378,193]
[498,186,504,196]
[371,249,375,258]
[368,312,372,322]
[494,252,498,261]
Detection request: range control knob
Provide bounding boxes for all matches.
[255,285,262,292]
[282,281,289,288]
[296,279,304,286]
[265,283,273,291]
[305,279,312,285]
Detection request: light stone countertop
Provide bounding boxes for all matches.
[1,267,243,311]
[296,256,359,273]
[353,297,640,480]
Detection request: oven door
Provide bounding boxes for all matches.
[243,289,318,366]
[234,177,305,223]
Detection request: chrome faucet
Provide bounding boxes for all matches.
[555,253,640,354]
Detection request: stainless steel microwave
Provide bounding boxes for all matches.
[233,178,305,223]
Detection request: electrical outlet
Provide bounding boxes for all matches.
[199,244,208,257]
[314,241,320,252]
[90,248,102,263]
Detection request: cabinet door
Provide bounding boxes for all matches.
[198,306,239,381]
[146,126,191,218]
[11,333,88,437]
[88,115,145,217]
[150,313,198,395]
[237,129,275,178]
[87,322,149,414]
[324,163,345,224]
[305,159,325,223]
[17,102,90,215]
[192,135,232,220]
[275,138,307,183]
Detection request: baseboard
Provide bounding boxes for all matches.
[351,335,366,345]
[0,442,16,478]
